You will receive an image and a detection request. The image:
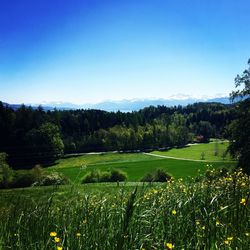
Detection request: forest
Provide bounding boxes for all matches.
[0,101,236,169]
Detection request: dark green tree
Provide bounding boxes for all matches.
[196,121,213,142]
[229,59,250,174]
[0,100,237,167]
[26,122,64,164]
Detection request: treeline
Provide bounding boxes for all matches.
[0,101,235,168]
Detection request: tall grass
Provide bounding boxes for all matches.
[0,169,249,249]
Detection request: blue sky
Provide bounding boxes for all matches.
[0,0,250,104]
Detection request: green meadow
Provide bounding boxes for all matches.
[47,141,235,183]
[0,169,249,249]
[2,141,248,250]
[51,158,235,183]
[152,140,232,161]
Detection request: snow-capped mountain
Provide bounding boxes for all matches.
[2,96,231,112]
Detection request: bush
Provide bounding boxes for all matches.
[140,172,154,182]
[0,153,14,188]
[154,169,172,182]
[11,165,46,188]
[81,169,127,184]
[110,169,127,182]
[1,163,68,188]
[81,170,100,183]
[10,169,68,188]
[99,171,111,182]
[37,172,69,186]
[31,165,44,182]
[0,164,14,188]
[141,169,172,182]
[12,171,37,188]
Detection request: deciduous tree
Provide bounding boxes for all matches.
[229,59,250,173]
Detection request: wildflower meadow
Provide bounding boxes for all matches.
[0,168,249,249]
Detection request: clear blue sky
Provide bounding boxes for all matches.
[0,0,249,104]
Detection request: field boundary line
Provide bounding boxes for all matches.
[143,153,235,163]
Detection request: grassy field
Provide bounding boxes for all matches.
[0,141,248,249]
[51,158,235,183]
[53,152,156,168]
[48,141,235,183]
[152,140,232,161]
[0,169,249,249]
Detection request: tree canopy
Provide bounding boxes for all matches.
[229,59,250,174]
[0,101,235,169]
[26,122,64,164]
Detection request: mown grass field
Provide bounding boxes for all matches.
[52,158,235,183]
[152,140,232,161]
[48,141,235,183]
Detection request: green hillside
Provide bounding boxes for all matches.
[152,140,232,161]
[48,141,235,183]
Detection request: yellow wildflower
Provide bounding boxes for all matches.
[224,240,229,245]
[57,247,63,250]
[245,232,249,236]
[172,210,177,215]
[54,237,60,243]
[166,242,174,249]
[50,231,57,237]
[240,198,246,205]
[216,220,220,226]
[76,232,81,237]
[195,220,200,225]
[227,237,233,241]
[202,226,205,230]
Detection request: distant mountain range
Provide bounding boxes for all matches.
[2,96,231,112]
[84,97,231,112]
